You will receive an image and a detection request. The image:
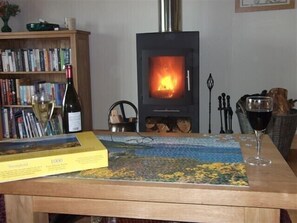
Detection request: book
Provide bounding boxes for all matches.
[23,49,29,72]
[8,108,17,139]
[43,48,50,71]
[0,49,3,72]
[1,108,9,138]
[1,51,9,71]
[0,131,108,183]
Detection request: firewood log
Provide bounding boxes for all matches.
[267,88,290,115]
[156,123,170,132]
[177,118,191,133]
[145,118,157,130]
[109,109,123,123]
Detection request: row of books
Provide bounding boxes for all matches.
[1,107,63,139]
[0,78,66,106]
[0,48,72,72]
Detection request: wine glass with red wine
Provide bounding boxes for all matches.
[245,96,273,166]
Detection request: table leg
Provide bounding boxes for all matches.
[5,195,49,223]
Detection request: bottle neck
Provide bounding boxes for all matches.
[65,65,74,85]
[66,76,74,85]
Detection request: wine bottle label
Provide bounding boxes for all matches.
[68,112,82,132]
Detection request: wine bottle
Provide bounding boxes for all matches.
[62,64,82,133]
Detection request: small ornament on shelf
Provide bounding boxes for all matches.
[0,0,20,32]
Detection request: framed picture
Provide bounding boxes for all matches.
[235,0,295,13]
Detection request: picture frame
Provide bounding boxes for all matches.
[235,0,295,13]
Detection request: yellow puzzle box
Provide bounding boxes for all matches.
[0,131,108,183]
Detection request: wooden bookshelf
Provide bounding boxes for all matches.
[0,30,92,139]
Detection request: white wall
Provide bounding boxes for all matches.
[9,0,297,133]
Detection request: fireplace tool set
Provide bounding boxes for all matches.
[218,93,233,134]
[207,74,233,134]
[207,73,214,133]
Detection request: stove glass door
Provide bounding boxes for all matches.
[141,49,193,105]
[149,56,185,99]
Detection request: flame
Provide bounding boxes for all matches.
[149,56,185,99]
[158,75,176,96]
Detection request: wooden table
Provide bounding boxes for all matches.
[1,133,297,223]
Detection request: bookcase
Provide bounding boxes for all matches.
[0,30,92,140]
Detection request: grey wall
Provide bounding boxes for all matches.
[9,0,297,133]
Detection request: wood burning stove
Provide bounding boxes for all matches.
[136,0,199,133]
[137,31,199,132]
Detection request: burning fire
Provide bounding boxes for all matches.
[158,75,176,97]
[149,56,185,99]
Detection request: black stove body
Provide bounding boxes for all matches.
[136,31,199,132]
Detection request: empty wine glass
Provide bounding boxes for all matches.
[32,90,55,136]
[245,96,273,166]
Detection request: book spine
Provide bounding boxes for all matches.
[27,112,39,138]
[23,49,29,72]
[18,49,25,72]
[0,49,3,72]
[36,121,44,137]
[60,48,65,70]
[10,50,17,72]
[0,79,7,106]
[1,51,9,71]
[39,49,45,71]
[64,48,71,65]
[57,113,63,133]
[34,49,41,72]
[13,109,21,138]
[9,108,17,138]
[17,116,24,138]
[53,48,59,71]
[43,48,50,72]
[27,49,33,71]
[21,109,30,138]
[10,79,17,105]
[2,79,8,105]
[15,78,20,105]
[2,108,10,138]
[0,79,2,106]
[5,79,12,105]
[7,50,13,72]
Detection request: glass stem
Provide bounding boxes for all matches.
[43,121,48,136]
[255,130,263,159]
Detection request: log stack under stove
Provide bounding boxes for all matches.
[145,117,191,133]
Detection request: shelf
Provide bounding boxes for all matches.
[2,105,62,109]
[0,30,90,40]
[0,71,65,75]
[0,30,92,140]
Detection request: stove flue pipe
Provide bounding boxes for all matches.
[158,0,182,32]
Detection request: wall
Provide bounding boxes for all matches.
[9,0,297,133]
